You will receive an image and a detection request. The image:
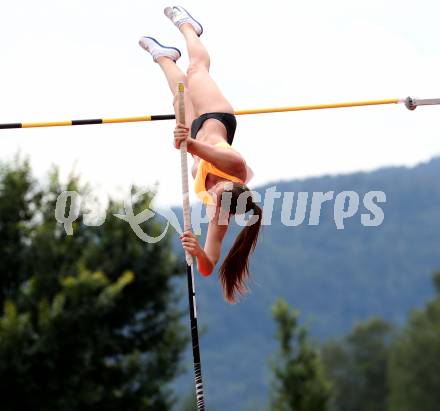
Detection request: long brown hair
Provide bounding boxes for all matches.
[218,183,262,303]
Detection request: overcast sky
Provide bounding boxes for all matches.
[1,0,439,206]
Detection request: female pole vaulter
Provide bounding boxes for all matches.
[139,6,261,303]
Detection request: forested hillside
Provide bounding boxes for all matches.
[2,155,438,411]
[173,157,440,410]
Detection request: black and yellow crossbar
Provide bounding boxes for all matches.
[0,97,438,130]
[0,114,175,129]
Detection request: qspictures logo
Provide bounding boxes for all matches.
[55,186,386,243]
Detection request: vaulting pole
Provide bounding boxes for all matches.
[177,81,206,411]
[1,97,439,130]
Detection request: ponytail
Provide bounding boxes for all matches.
[219,192,262,303]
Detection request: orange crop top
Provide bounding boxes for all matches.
[194,141,245,205]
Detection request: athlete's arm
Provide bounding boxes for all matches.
[180,219,228,276]
[174,123,246,180]
[191,156,200,179]
[201,219,228,274]
[188,139,246,179]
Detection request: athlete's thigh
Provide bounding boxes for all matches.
[186,66,234,116]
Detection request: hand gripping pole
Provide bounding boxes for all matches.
[177,82,206,411]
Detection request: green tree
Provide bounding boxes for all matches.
[179,390,199,411]
[388,272,440,411]
[269,298,331,411]
[0,156,37,305]
[0,156,187,411]
[322,318,394,411]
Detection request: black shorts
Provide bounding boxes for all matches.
[190,112,237,145]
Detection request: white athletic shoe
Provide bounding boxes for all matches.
[164,6,203,36]
[138,36,181,62]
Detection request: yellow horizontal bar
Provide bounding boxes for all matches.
[234,99,400,116]
[22,120,73,128]
[7,98,405,130]
[102,116,151,124]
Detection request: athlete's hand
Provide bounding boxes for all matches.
[180,231,203,257]
[174,123,191,149]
